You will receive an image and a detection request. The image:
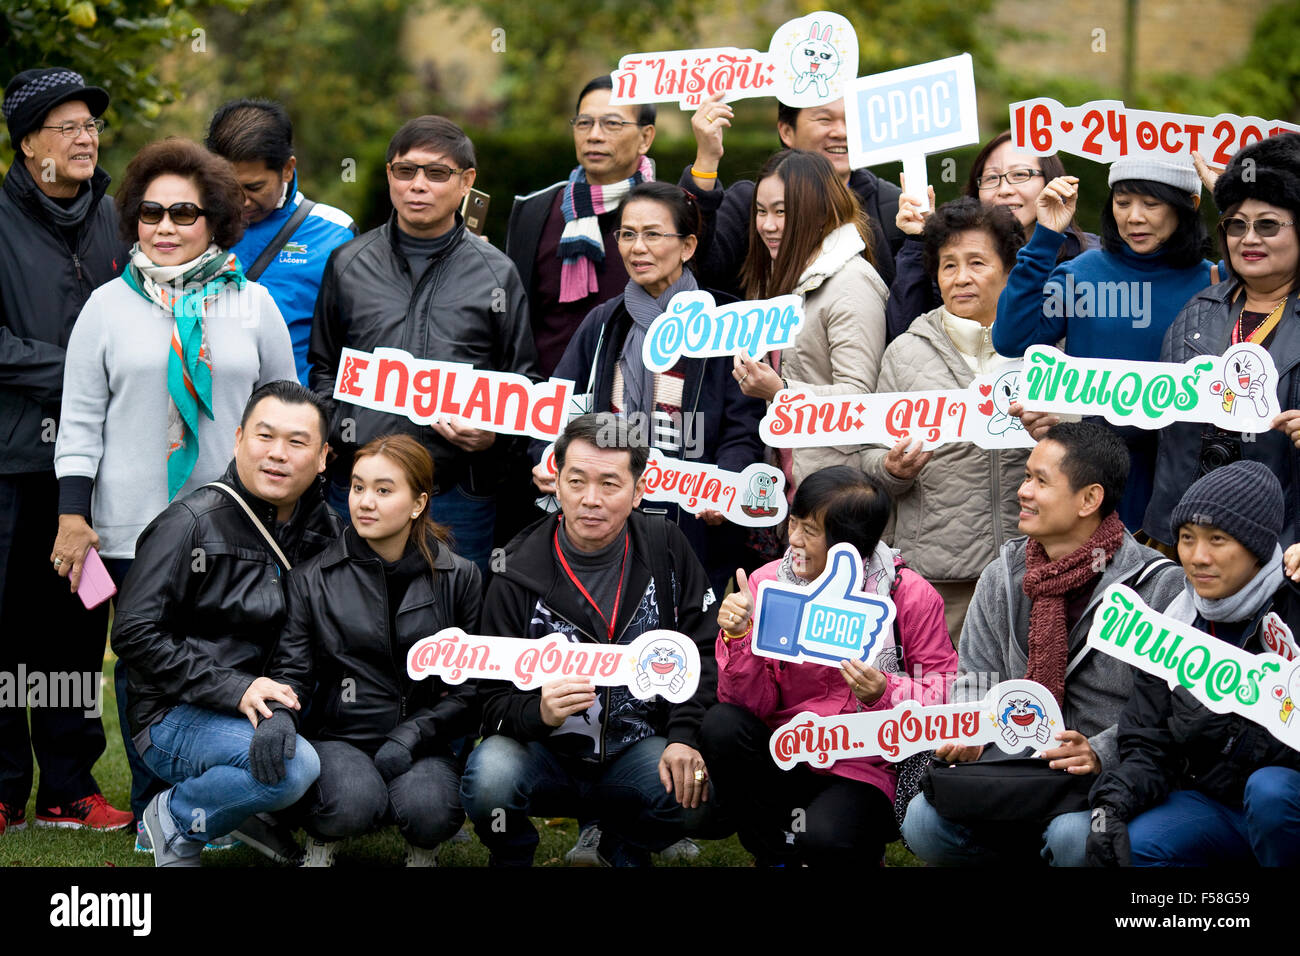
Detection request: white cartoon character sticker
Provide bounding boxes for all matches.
[984,368,1024,437]
[789,21,841,99]
[629,631,700,702]
[769,12,858,108]
[1272,662,1300,726]
[742,472,780,518]
[1210,346,1271,418]
[994,689,1053,749]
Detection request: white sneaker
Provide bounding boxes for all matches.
[659,838,701,862]
[404,843,439,867]
[299,836,337,867]
[564,824,608,866]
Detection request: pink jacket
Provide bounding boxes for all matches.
[716,557,956,802]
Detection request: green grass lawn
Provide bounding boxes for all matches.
[0,655,920,867]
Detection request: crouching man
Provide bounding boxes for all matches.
[902,422,1184,865]
[111,382,344,865]
[460,413,719,866]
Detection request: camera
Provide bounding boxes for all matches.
[1198,427,1243,476]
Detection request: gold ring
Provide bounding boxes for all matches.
[693,769,707,782]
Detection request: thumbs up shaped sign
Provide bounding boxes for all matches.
[752,543,897,668]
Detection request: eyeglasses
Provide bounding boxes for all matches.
[41,118,105,138]
[570,115,640,134]
[388,162,465,182]
[613,229,687,247]
[1220,217,1295,238]
[976,168,1043,190]
[138,201,207,226]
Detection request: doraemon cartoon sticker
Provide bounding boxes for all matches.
[758,362,1035,452]
[768,679,1064,769]
[408,628,701,704]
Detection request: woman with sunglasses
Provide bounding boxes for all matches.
[1146,133,1300,547]
[885,130,1096,341]
[991,158,1215,533]
[53,138,295,835]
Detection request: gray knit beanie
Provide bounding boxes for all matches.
[1170,460,1283,563]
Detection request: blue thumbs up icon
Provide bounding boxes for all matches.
[752,544,896,667]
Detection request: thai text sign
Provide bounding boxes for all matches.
[757,364,1035,451]
[1018,344,1280,433]
[1087,585,1300,751]
[407,628,701,704]
[1010,98,1300,164]
[641,290,804,373]
[769,679,1063,769]
[333,347,572,441]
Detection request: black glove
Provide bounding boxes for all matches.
[1085,805,1131,867]
[249,710,297,785]
[373,740,414,782]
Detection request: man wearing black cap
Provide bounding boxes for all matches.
[0,67,131,834]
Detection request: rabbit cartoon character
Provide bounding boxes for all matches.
[985,368,1024,437]
[790,22,841,99]
[1210,346,1271,418]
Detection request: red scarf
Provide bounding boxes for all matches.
[1021,512,1125,706]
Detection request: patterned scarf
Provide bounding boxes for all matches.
[558,155,654,303]
[620,270,697,416]
[1021,511,1126,706]
[122,243,245,500]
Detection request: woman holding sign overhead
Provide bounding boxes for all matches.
[539,181,766,593]
[992,157,1215,532]
[1146,133,1300,547]
[699,466,955,866]
[733,149,891,486]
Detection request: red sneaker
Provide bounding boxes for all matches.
[35,793,132,831]
[0,802,25,835]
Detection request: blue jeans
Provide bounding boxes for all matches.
[1128,767,1300,866]
[901,792,1091,867]
[461,735,698,866]
[428,485,495,577]
[139,704,319,845]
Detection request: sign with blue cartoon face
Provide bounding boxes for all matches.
[751,543,896,668]
[994,689,1054,749]
[634,634,693,697]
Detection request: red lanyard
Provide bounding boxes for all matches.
[554,523,628,643]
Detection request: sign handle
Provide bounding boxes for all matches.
[902,152,930,213]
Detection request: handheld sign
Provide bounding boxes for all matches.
[752,543,896,668]
[537,442,787,527]
[407,628,701,704]
[333,347,573,441]
[641,290,804,372]
[609,11,857,109]
[1087,585,1300,752]
[1018,343,1280,433]
[843,53,979,211]
[769,679,1063,769]
[1010,97,1300,165]
[758,364,1035,452]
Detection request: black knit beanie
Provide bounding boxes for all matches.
[1170,460,1283,563]
[1213,132,1300,219]
[3,67,108,145]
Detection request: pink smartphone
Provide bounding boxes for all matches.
[77,547,117,610]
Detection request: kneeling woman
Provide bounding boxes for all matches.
[277,435,482,865]
[1089,461,1300,866]
[699,467,956,865]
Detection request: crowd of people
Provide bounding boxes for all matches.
[2,61,1299,868]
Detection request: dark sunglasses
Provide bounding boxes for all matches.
[1219,216,1295,238]
[388,162,464,183]
[138,201,207,226]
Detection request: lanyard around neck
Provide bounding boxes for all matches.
[553,523,629,643]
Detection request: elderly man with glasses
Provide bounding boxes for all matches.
[309,115,539,575]
[0,67,132,835]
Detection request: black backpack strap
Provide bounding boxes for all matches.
[644,515,678,630]
[245,198,316,281]
[1065,555,1176,677]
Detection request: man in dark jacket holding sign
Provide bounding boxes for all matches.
[0,67,131,835]
[1090,461,1300,866]
[112,382,343,866]
[460,414,719,866]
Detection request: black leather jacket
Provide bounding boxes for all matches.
[270,526,483,756]
[0,160,128,474]
[308,213,541,494]
[111,462,344,740]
